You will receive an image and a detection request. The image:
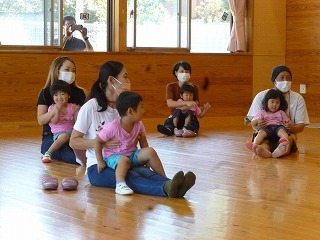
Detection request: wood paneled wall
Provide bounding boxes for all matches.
[0,52,253,123]
[286,0,320,120]
[2,1,320,124]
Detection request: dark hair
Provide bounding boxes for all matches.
[172,61,192,78]
[271,65,292,83]
[116,91,143,117]
[63,16,76,25]
[50,80,71,97]
[262,89,288,112]
[87,61,124,112]
[180,83,195,94]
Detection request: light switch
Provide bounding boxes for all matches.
[300,84,306,94]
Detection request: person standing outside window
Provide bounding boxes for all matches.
[62,16,93,51]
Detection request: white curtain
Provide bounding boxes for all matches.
[227,0,247,52]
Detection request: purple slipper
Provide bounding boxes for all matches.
[61,177,78,191]
[42,177,58,190]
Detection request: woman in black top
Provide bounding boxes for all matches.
[36,56,86,164]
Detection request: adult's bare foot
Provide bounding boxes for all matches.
[253,145,272,158]
[272,142,289,158]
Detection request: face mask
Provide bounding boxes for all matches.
[112,77,131,95]
[177,73,190,83]
[59,71,75,84]
[275,80,291,93]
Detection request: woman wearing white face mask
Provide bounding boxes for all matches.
[37,56,86,165]
[70,61,196,197]
[157,61,211,137]
[246,65,309,158]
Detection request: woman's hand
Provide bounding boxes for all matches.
[104,140,121,149]
[257,117,267,128]
[284,119,292,129]
[186,101,197,108]
[72,104,81,112]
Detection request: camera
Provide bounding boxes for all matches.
[70,24,83,32]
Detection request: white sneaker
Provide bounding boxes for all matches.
[115,182,134,195]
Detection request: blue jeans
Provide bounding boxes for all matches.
[87,165,170,197]
[41,134,77,164]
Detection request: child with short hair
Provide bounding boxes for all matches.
[246,89,291,157]
[42,80,80,163]
[171,83,209,137]
[94,91,166,195]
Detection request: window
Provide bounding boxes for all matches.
[0,0,59,46]
[127,0,231,53]
[0,0,232,53]
[0,0,109,51]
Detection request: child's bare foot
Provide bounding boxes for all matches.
[253,145,272,158]
[272,142,289,158]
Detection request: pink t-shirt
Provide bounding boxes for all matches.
[177,99,202,116]
[252,109,289,126]
[98,116,146,158]
[48,103,77,133]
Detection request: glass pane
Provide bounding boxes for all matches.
[191,0,231,53]
[0,0,59,46]
[63,0,108,51]
[180,1,189,48]
[127,0,134,48]
[135,0,179,48]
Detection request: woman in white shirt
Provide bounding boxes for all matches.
[246,65,309,158]
[70,61,196,197]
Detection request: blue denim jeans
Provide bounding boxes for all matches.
[87,165,170,197]
[41,134,77,164]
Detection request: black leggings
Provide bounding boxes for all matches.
[164,109,200,132]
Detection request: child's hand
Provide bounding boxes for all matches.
[54,101,64,112]
[202,102,211,112]
[97,161,107,173]
[284,119,292,129]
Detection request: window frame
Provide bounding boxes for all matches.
[0,0,252,53]
[127,0,192,53]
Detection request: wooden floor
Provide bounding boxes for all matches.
[0,117,320,240]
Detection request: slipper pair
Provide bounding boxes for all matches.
[42,177,78,191]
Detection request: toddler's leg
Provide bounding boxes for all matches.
[253,130,267,145]
[245,130,267,152]
[115,156,131,181]
[184,115,191,130]
[138,147,166,176]
[48,133,70,153]
[115,156,133,195]
[277,128,289,143]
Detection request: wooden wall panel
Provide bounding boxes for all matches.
[0,52,252,123]
[286,0,320,120]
